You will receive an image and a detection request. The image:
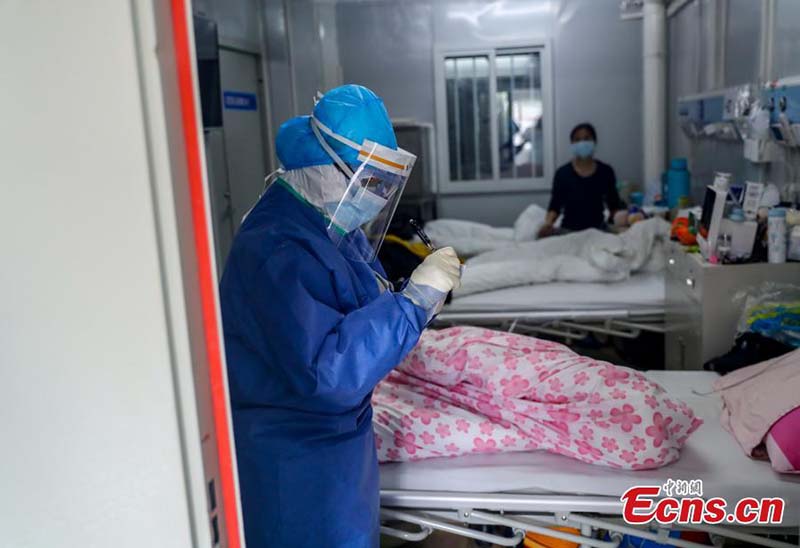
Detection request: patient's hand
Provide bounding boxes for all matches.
[537,223,556,239]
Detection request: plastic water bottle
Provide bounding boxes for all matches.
[666,158,691,209]
[768,208,787,264]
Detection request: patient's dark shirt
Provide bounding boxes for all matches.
[547,160,625,232]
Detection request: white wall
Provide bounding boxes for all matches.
[667,0,700,165]
[192,0,342,169]
[552,0,643,185]
[260,0,296,159]
[337,1,437,124]
[774,0,800,78]
[724,0,761,87]
[0,1,209,546]
[336,0,644,225]
[194,0,261,48]
[254,0,342,167]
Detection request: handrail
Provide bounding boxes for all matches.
[437,308,644,323]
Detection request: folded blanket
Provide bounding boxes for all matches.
[373,327,701,469]
[455,218,669,296]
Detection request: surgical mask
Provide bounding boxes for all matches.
[571,140,595,159]
[324,188,388,233]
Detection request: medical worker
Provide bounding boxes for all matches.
[219,85,461,547]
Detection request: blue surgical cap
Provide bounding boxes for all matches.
[275,84,398,170]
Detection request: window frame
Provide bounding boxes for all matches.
[433,41,555,194]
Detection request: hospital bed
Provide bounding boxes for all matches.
[379,371,800,547]
[436,272,667,341]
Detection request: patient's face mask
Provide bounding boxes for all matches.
[571,140,595,159]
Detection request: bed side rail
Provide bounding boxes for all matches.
[436,308,664,324]
[434,308,667,338]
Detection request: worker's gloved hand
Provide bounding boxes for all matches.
[409,246,462,292]
[402,247,462,321]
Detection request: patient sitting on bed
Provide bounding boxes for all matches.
[373,326,702,470]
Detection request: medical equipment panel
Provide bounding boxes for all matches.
[678,78,800,157]
[765,77,800,148]
[677,90,740,141]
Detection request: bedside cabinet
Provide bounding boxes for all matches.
[665,243,800,370]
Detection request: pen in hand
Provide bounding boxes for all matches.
[409,218,435,251]
[409,218,464,277]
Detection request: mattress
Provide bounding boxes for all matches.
[447,272,665,312]
[380,371,800,523]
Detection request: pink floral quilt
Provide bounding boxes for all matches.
[373,327,702,470]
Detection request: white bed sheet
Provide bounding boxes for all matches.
[446,272,665,312]
[380,371,800,522]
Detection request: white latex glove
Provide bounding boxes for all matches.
[409,246,462,293]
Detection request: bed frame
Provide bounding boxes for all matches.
[435,307,668,341]
[379,490,799,547]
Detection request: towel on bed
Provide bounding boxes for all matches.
[373,326,702,469]
[454,218,669,296]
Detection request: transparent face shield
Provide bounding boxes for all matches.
[311,118,416,263]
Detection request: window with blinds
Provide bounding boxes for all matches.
[437,46,551,192]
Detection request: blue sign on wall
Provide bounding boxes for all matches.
[223,91,258,111]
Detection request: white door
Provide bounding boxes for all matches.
[220,48,268,225]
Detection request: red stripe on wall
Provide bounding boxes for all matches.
[168,2,242,547]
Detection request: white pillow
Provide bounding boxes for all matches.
[513,204,547,241]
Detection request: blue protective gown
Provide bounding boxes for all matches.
[219,181,426,548]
